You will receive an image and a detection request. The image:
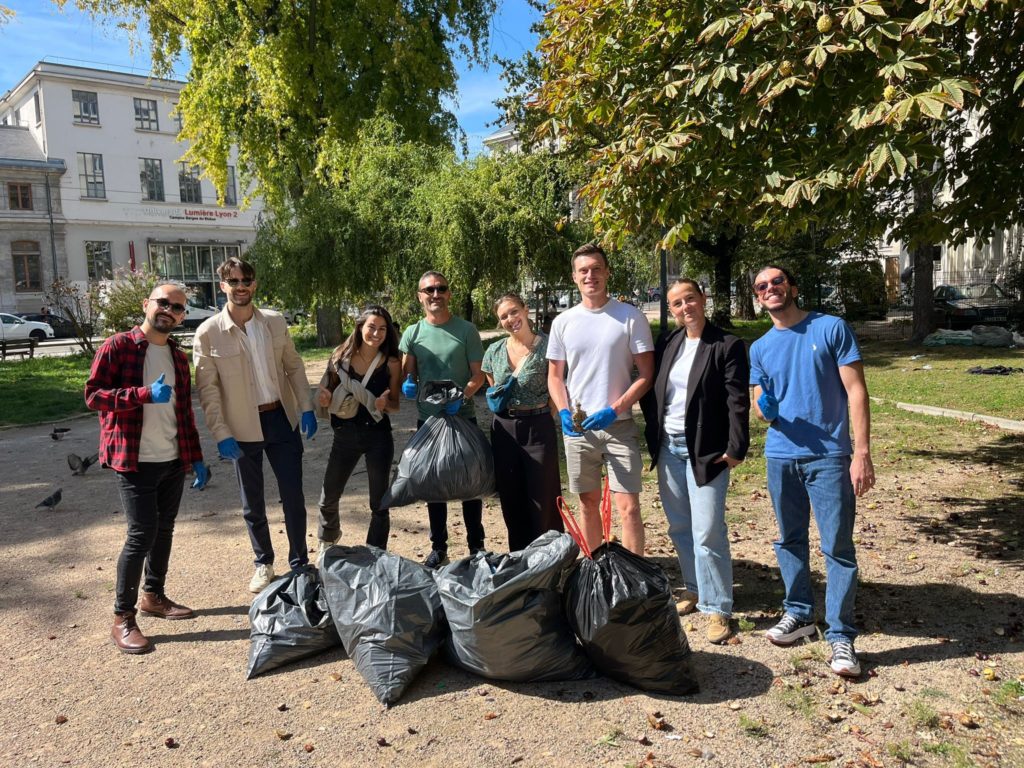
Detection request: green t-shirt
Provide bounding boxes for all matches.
[399,316,484,420]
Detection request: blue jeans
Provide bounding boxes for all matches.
[766,455,858,642]
[658,435,733,616]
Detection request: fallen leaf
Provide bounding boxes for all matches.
[55,715,68,725]
[303,743,314,753]
[275,730,292,741]
[329,672,343,682]
[647,712,666,730]
[276,703,289,712]
[958,713,980,729]
[687,748,703,757]
[407,727,418,735]
[982,667,998,681]
[483,712,499,720]
[638,735,652,746]
[728,702,742,711]
[802,755,835,764]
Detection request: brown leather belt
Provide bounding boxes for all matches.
[502,406,551,418]
[257,400,282,413]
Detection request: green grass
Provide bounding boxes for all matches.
[0,353,93,427]
[777,685,817,720]
[992,680,1024,707]
[886,740,913,763]
[738,713,770,738]
[922,741,974,768]
[907,699,941,729]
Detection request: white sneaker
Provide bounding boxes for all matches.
[829,640,861,677]
[248,564,274,593]
[316,539,337,567]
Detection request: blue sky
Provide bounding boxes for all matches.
[0,0,540,154]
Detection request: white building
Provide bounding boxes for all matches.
[0,61,262,313]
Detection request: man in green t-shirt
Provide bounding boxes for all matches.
[399,270,486,567]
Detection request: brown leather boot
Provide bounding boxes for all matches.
[111,611,152,654]
[139,592,194,620]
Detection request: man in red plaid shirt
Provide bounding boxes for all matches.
[85,282,209,654]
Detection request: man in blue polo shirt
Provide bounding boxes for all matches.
[750,265,874,678]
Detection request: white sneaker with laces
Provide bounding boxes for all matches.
[765,614,817,646]
[248,563,275,593]
[829,639,861,677]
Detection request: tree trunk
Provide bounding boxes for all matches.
[316,306,342,348]
[910,181,936,344]
[690,229,743,328]
[463,293,474,324]
[734,273,756,320]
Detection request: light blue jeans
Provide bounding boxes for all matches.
[766,455,858,642]
[658,434,733,616]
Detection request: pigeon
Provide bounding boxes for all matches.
[67,453,99,476]
[36,489,63,509]
[50,427,71,441]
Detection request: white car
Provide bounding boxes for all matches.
[180,303,219,330]
[0,312,55,342]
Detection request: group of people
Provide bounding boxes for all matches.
[85,249,874,681]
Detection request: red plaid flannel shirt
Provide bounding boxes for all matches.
[85,326,203,472]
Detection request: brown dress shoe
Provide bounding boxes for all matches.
[139,592,195,620]
[111,611,152,654]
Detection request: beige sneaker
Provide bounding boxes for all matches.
[675,590,698,616]
[248,564,274,593]
[316,539,337,567]
[707,613,732,644]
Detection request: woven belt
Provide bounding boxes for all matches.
[257,400,282,413]
[503,406,550,418]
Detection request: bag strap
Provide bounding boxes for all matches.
[557,496,593,560]
[507,335,537,378]
[360,351,383,384]
[600,475,612,544]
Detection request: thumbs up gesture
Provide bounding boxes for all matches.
[757,375,778,422]
[150,372,172,404]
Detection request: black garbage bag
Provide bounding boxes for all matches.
[246,565,341,679]
[435,530,594,682]
[565,541,698,695]
[381,380,494,507]
[321,545,446,706]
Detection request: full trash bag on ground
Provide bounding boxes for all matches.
[434,530,594,682]
[381,380,495,507]
[321,545,446,706]
[246,565,341,679]
[559,482,698,695]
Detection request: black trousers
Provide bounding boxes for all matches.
[491,411,564,551]
[114,459,186,614]
[417,418,485,553]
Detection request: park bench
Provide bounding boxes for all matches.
[0,338,37,361]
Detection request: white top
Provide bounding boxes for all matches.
[139,343,179,462]
[662,335,702,434]
[547,298,654,418]
[240,316,281,406]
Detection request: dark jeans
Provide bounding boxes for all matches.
[236,408,308,569]
[114,460,186,614]
[491,411,564,551]
[319,415,394,548]
[418,418,485,553]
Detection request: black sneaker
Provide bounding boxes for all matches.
[423,549,449,569]
[765,614,817,646]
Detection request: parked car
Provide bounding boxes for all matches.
[933,283,1012,329]
[0,312,54,342]
[17,313,92,339]
[180,303,220,330]
[281,308,308,324]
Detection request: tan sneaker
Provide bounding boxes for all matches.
[248,564,274,593]
[675,590,698,615]
[707,613,732,644]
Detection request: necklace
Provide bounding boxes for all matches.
[507,332,536,366]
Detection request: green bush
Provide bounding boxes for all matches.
[837,259,888,321]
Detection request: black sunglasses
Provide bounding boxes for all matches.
[154,297,186,314]
[223,278,255,287]
[419,285,449,295]
[754,275,788,295]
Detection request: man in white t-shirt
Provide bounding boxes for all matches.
[547,243,655,554]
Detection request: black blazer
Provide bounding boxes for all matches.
[640,323,750,487]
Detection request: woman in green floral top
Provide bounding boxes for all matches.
[481,294,564,550]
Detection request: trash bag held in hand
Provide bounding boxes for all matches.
[321,545,446,706]
[560,480,698,695]
[435,531,594,682]
[381,380,495,507]
[246,565,341,679]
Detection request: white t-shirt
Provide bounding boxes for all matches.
[240,316,281,406]
[139,342,179,462]
[662,335,701,434]
[547,298,654,419]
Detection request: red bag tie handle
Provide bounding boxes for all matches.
[557,495,592,560]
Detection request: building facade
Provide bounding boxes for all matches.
[0,61,261,313]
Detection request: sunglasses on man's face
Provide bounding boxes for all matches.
[154,298,186,314]
[223,278,255,287]
[419,285,449,295]
[754,275,788,295]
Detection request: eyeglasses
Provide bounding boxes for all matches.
[754,275,788,295]
[154,298,186,314]
[419,285,449,295]
[223,278,255,287]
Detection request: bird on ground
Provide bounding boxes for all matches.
[50,427,71,441]
[36,489,63,509]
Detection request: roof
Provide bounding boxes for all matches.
[0,126,66,172]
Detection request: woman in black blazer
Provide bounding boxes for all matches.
[640,279,750,643]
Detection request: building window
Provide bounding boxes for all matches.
[225,166,237,206]
[133,97,159,131]
[33,92,41,124]
[178,162,202,204]
[12,241,42,292]
[85,241,113,280]
[8,183,32,211]
[172,104,183,133]
[72,90,99,125]
[77,152,106,198]
[140,158,164,201]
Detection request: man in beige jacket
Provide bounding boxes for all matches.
[193,257,318,593]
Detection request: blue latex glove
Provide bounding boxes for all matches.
[559,408,583,437]
[401,374,418,400]
[301,410,318,439]
[191,461,210,490]
[757,376,779,421]
[217,437,243,461]
[149,372,171,403]
[582,406,617,431]
[444,399,462,415]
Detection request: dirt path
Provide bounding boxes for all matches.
[0,395,1021,768]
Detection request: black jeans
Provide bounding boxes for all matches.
[318,415,395,548]
[491,411,564,551]
[114,460,187,614]
[417,418,485,553]
[235,408,308,569]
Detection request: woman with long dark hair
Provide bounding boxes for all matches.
[316,305,401,560]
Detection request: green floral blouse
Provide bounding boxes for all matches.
[481,333,551,410]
